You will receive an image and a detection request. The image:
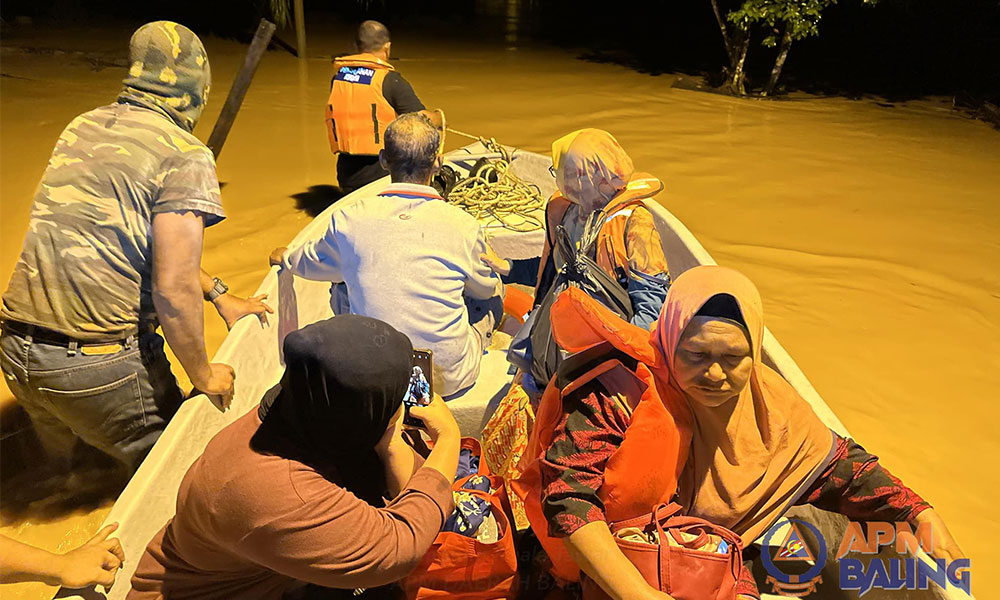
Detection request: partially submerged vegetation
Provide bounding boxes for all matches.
[710,0,879,97]
[534,0,999,106]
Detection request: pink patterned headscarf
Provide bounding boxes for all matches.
[654,266,834,545]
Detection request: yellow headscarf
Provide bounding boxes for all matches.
[551,129,635,215]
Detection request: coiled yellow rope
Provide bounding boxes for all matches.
[444,129,546,233]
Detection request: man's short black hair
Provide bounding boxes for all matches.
[357,20,390,53]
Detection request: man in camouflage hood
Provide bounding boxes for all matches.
[119,20,212,133]
[0,22,271,475]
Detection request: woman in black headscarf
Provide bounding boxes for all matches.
[255,314,420,506]
[130,316,461,600]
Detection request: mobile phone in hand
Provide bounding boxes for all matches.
[403,350,433,427]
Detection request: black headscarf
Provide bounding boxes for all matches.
[253,315,413,506]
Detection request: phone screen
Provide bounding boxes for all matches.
[403,350,433,427]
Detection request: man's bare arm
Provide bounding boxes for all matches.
[199,269,273,330]
[152,211,235,406]
[199,269,216,297]
[0,526,124,590]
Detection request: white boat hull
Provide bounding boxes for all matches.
[66,144,970,600]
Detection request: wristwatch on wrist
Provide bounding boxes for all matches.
[206,277,229,302]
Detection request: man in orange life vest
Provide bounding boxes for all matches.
[326,20,444,193]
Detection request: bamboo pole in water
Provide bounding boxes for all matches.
[206,19,277,159]
[294,0,307,60]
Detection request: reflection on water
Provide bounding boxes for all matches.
[1,18,998,599]
[505,0,521,47]
[477,0,525,47]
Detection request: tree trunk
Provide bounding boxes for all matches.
[709,0,750,96]
[709,0,731,47]
[762,28,793,97]
[729,33,750,96]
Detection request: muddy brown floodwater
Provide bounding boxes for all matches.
[1,18,997,600]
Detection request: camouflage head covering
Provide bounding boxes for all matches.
[118,21,211,132]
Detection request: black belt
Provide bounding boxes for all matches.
[0,320,157,347]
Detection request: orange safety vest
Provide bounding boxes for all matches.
[510,287,692,583]
[536,173,666,291]
[325,53,398,156]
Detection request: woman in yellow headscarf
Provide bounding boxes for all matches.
[483,129,672,336]
[481,130,675,527]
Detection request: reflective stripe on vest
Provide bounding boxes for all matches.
[604,207,636,222]
[325,54,397,156]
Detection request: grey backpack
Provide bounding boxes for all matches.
[508,208,634,386]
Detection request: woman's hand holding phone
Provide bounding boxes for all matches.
[407,394,458,443]
[404,351,433,427]
[409,395,461,483]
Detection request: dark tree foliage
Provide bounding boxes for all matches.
[535,0,1000,99]
[2,0,997,99]
[725,0,883,96]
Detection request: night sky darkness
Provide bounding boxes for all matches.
[2,0,998,99]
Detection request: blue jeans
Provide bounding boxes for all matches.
[0,328,184,472]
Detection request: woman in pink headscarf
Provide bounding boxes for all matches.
[517,265,965,599]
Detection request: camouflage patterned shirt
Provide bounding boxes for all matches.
[1,102,225,341]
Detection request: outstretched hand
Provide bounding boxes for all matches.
[269,246,288,268]
[480,243,511,276]
[214,293,273,329]
[57,523,125,591]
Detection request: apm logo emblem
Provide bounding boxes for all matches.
[762,519,827,597]
[837,522,971,597]
[762,519,973,597]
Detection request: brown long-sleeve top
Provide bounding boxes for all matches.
[128,409,453,600]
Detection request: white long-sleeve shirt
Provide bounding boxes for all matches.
[284,183,498,396]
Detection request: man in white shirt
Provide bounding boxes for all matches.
[270,113,502,397]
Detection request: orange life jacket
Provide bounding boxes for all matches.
[510,287,692,583]
[325,54,397,156]
[537,174,665,291]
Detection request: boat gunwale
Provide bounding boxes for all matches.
[60,142,969,600]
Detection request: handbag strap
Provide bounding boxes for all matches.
[649,502,685,528]
[461,437,485,463]
[662,515,743,549]
[652,505,745,583]
[666,526,709,549]
[609,502,684,534]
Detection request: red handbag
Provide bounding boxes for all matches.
[402,440,519,599]
[581,503,743,600]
